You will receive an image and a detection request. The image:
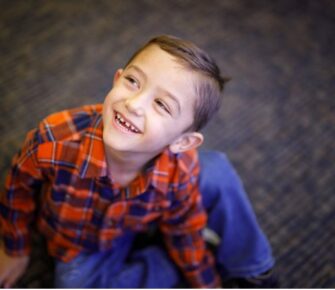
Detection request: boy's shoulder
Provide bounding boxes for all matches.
[160,149,200,185]
[38,104,103,143]
[174,149,199,174]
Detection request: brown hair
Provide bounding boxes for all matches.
[125,35,230,131]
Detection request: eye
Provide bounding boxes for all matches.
[124,76,140,89]
[155,99,171,115]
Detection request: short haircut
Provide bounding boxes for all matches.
[125,35,230,131]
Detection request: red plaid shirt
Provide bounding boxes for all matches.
[0,104,220,287]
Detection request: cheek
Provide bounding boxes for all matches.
[149,119,183,141]
[103,91,113,108]
[105,87,123,103]
[102,96,112,120]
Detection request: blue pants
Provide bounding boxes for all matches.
[55,151,274,288]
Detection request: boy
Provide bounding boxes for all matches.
[0,35,275,288]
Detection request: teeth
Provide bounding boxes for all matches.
[115,112,140,133]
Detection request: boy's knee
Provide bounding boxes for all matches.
[199,150,228,168]
[198,151,231,208]
[199,151,232,182]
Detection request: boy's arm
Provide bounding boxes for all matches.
[160,202,220,288]
[0,128,43,258]
[159,158,221,288]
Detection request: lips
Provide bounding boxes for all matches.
[113,111,142,134]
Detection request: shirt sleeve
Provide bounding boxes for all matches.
[159,152,221,288]
[0,128,43,256]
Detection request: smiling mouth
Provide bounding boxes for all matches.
[114,111,142,134]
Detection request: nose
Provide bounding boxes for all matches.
[125,94,145,116]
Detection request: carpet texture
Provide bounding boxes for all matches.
[0,0,334,287]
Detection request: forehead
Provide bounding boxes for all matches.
[127,45,200,105]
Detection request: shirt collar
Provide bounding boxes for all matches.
[78,114,108,179]
[149,149,173,194]
[118,150,173,198]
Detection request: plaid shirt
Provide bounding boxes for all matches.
[0,104,220,287]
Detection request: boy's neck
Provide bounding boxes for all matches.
[104,146,160,187]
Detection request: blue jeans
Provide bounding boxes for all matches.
[54,151,274,288]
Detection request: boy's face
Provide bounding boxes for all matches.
[102,45,202,158]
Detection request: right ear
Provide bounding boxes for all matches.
[113,69,124,84]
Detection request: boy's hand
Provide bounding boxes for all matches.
[0,246,29,288]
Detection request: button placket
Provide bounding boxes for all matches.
[65,194,71,201]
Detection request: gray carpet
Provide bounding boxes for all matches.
[0,0,334,287]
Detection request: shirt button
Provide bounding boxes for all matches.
[154,205,160,211]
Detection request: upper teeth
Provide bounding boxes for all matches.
[115,113,140,133]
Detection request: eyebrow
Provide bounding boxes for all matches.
[126,64,181,116]
[127,64,147,81]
